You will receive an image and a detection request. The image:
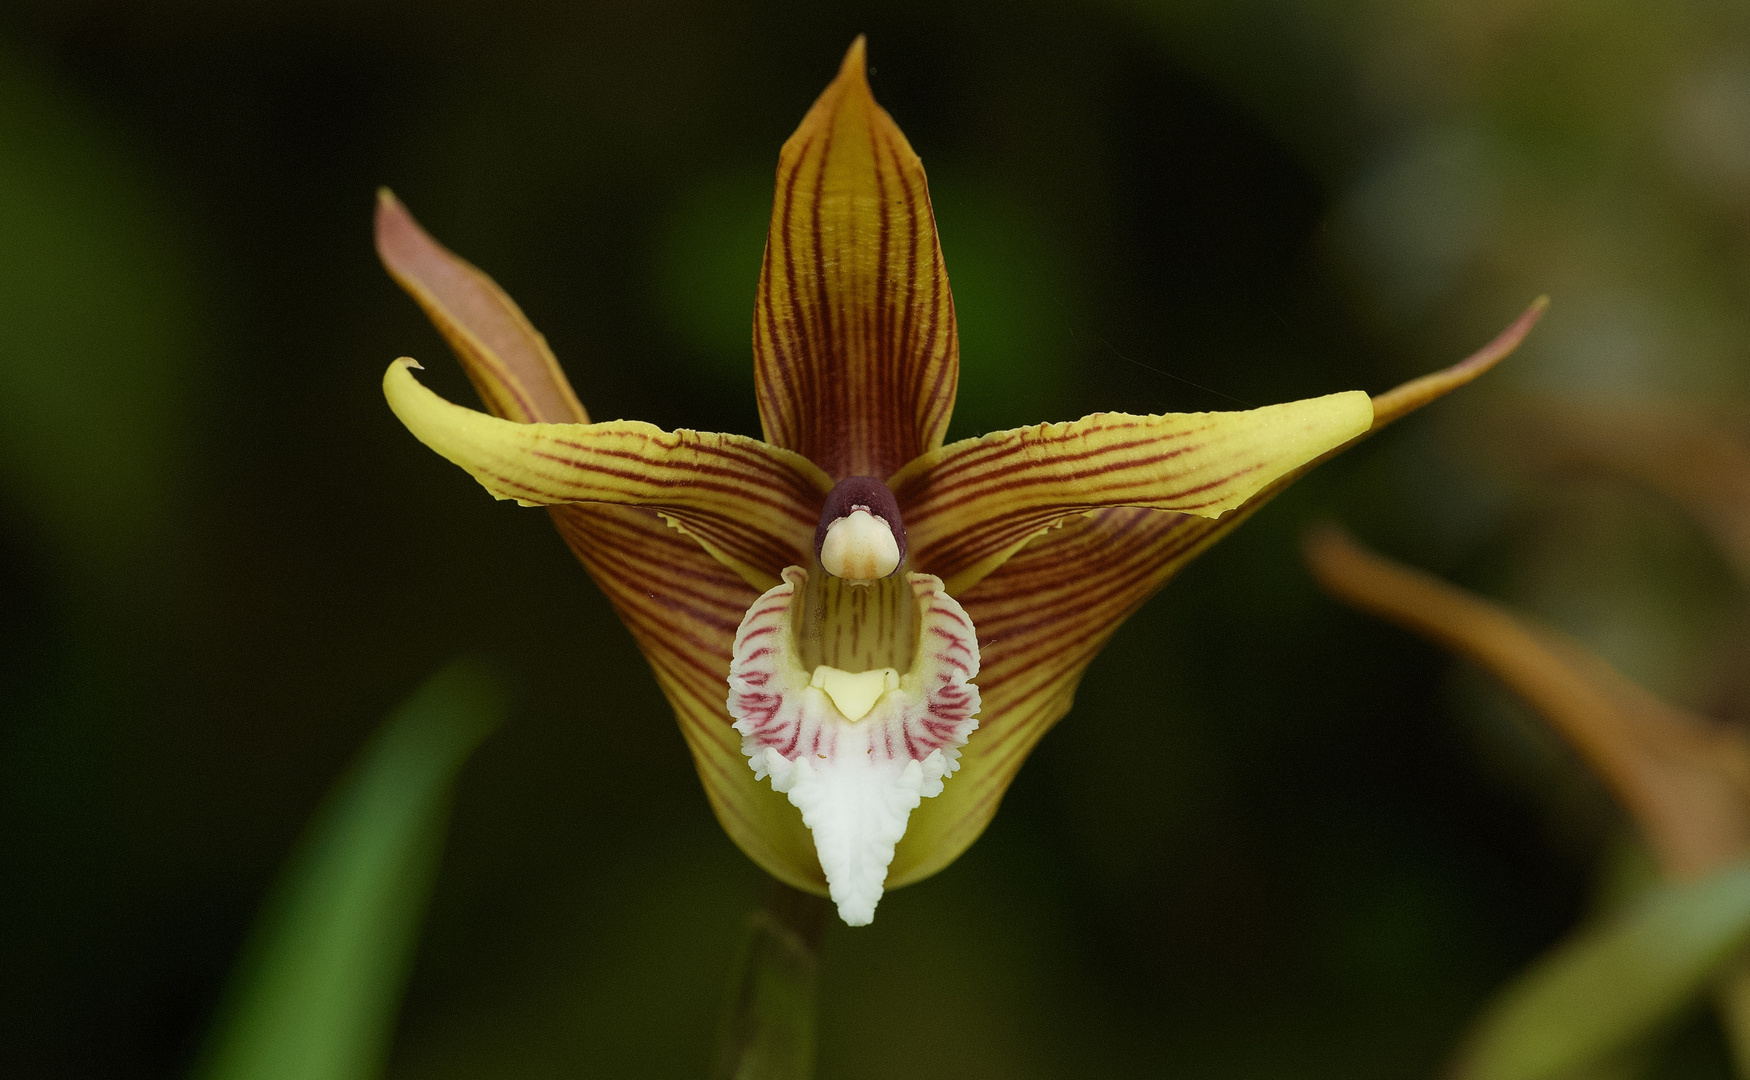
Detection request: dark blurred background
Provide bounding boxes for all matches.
[3,0,1748,1077]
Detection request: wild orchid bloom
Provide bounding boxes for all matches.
[377,39,1545,925]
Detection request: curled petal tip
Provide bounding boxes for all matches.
[1370,297,1549,431]
[374,191,590,427]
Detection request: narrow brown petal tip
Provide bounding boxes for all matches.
[1370,296,1548,431]
[374,193,589,426]
[1304,520,1750,880]
[372,189,420,259]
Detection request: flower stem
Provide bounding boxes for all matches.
[711,880,829,1080]
[1716,951,1750,1076]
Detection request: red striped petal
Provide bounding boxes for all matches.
[893,393,1374,593]
[551,505,827,893]
[378,207,833,891]
[753,37,958,481]
[889,302,1545,886]
[375,191,587,426]
[385,360,831,589]
[893,506,1189,887]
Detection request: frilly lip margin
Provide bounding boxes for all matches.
[726,566,981,924]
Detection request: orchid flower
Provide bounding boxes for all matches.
[376,38,1544,925]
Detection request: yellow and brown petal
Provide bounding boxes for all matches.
[754,38,957,481]
[375,191,822,891]
[891,301,1547,885]
[893,394,1373,594]
[375,38,1547,922]
[384,359,831,590]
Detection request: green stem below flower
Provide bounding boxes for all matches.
[1715,952,1750,1077]
[710,881,829,1080]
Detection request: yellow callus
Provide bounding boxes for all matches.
[810,665,900,722]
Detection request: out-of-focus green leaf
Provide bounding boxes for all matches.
[1452,860,1750,1080]
[190,662,507,1080]
[0,43,202,580]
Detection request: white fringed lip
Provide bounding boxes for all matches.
[727,566,981,925]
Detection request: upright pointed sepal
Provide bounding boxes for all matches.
[754,37,959,480]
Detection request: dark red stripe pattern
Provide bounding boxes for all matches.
[375,191,588,426]
[380,206,830,894]
[387,362,834,591]
[887,306,1544,887]
[728,567,981,768]
[753,37,959,481]
[891,395,1373,594]
[552,503,825,891]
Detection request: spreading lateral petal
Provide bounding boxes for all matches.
[384,359,832,589]
[893,392,1374,593]
[889,301,1546,888]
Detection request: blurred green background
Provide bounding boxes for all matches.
[2,0,1747,1077]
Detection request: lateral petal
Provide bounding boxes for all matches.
[375,190,588,426]
[550,504,829,894]
[893,392,1374,594]
[374,202,837,892]
[889,302,1545,887]
[385,359,831,589]
[754,37,958,480]
[892,506,1188,887]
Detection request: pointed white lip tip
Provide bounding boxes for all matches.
[836,899,877,926]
